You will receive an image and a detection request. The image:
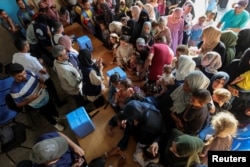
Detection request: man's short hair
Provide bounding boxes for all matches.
[51,45,65,59]
[8,63,24,76]
[52,22,63,33]
[14,38,27,51]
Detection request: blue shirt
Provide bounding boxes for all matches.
[220,9,249,31]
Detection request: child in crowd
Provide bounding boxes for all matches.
[199,111,238,165]
[116,35,134,69]
[155,64,175,96]
[188,15,206,47]
[81,0,95,34]
[128,52,141,74]
[173,89,211,136]
[151,21,161,39]
[112,78,135,111]
[59,6,71,27]
[211,88,232,116]
[109,33,120,63]
[205,10,217,27]
[171,44,189,69]
[119,0,129,17]
[108,72,121,105]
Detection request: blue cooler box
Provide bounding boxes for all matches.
[76,35,93,51]
[106,66,127,80]
[66,107,95,138]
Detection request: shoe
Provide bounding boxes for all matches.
[54,123,65,131]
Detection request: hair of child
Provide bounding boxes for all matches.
[205,111,238,145]
[176,44,189,55]
[120,78,132,89]
[192,89,211,104]
[213,88,232,103]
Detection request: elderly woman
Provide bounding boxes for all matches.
[150,129,204,167]
[198,25,226,70]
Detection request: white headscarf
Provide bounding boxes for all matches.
[170,70,210,114]
[175,55,196,81]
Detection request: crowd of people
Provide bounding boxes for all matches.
[1,0,250,167]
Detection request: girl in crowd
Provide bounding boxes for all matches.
[113,78,135,111]
[188,15,206,47]
[199,111,238,165]
[116,35,134,69]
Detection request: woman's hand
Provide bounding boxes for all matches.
[150,142,159,157]
[227,85,239,97]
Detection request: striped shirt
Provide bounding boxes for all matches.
[10,70,49,108]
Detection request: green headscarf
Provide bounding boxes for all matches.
[220,30,238,67]
[166,129,204,167]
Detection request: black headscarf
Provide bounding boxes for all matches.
[207,71,230,94]
[235,28,250,58]
[78,49,101,76]
[224,48,250,84]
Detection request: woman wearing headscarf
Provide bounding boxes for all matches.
[200,51,222,79]
[207,71,230,94]
[224,48,250,85]
[158,70,210,128]
[78,49,104,105]
[150,129,204,167]
[167,7,185,53]
[224,48,250,100]
[140,21,154,46]
[174,55,196,85]
[137,7,150,29]
[109,21,123,36]
[235,28,250,59]
[197,26,226,70]
[131,5,141,21]
[143,3,156,21]
[220,30,238,67]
